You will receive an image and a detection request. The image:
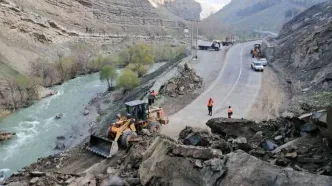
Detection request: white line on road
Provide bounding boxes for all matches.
[215,46,244,114]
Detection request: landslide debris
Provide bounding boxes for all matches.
[206,116,332,177]
[160,63,203,97]
[3,118,332,186]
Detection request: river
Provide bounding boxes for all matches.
[0,63,166,180]
[0,73,106,180]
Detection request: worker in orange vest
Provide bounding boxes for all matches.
[207,98,214,116]
[228,106,233,118]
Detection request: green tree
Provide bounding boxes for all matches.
[100,65,118,91]
[128,44,154,76]
[117,69,140,91]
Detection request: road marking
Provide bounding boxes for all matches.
[215,45,245,113]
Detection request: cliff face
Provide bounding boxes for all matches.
[149,0,202,20]
[265,1,332,108]
[201,0,326,37]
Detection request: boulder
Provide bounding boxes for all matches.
[206,118,257,139]
[274,135,283,141]
[55,113,63,119]
[219,150,332,186]
[83,109,90,116]
[105,176,123,186]
[30,177,39,184]
[30,171,46,177]
[172,145,222,160]
[125,178,140,185]
[139,137,227,186]
[107,167,119,175]
[272,136,318,154]
[0,131,16,141]
[249,131,263,143]
[193,76,200,83]
[55,142,65,150]
[189,84,195,89]
[166,83,177,92]
[262,140,278,151]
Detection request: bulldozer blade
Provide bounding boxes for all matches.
[87,135,118,158]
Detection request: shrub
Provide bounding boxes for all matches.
[117,69,140,91]
[128,44,154,72]
[100,65,118,91]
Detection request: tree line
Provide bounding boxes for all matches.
[0,43,186,113]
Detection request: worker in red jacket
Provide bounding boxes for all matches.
[207,98,214,116]
[228,106,233,118]
[148,90,157,106]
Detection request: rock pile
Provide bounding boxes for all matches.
[206,116,332,176]
[161,63,203,97]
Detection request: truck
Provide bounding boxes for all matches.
[198,40,221,51]
[222,37,234,46]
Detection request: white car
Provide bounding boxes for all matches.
[251,61,264,72]
[259,58,267,66]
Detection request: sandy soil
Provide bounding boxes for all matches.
[247,66,287,120]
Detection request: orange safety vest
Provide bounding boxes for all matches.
[228,108,233,113]
[207,100,214,107]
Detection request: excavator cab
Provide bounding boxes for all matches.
[125,100,148,121]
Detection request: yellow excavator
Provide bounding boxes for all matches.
[87,100,169,158]
[250,44,262,58]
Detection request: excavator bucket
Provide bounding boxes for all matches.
[87,135,118,158]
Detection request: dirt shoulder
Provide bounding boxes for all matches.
[247,66,290,120]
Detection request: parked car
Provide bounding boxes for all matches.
[251,61,264,72]
[259,58,267,66]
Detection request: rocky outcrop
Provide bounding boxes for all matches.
[264,1,332,108]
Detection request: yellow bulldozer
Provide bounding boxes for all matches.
[87,100,169,158]
[250,44,262,58]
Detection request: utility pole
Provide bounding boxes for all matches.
[191,21,193,56]
[196,20,199,59]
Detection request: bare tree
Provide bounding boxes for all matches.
[32,59,59,86]
[57,57,75,82]
[71,42,95,74]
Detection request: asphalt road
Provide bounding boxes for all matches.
[162,41,263,138]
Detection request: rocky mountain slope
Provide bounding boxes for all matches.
[0,0,185,75]
[264,1,332,109]
[200,0,326,37]
[149,0,201,20]
[0,0,188,112]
